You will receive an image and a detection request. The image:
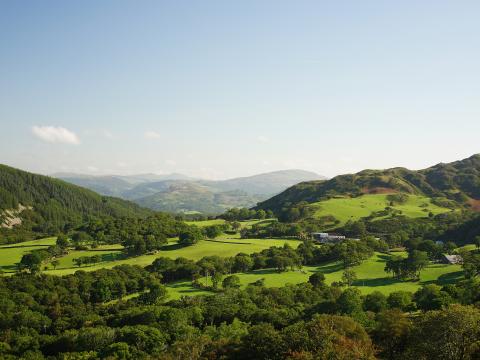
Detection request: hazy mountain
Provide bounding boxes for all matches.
[54,172,195,197]
[256,154,480,213]
[56,169,325,214]
[200,170,326,195]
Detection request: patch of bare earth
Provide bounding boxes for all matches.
[468,199,480,212]
[1,204,31,229]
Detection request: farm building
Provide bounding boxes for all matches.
[442,254,463,265]
[312,232,346,244]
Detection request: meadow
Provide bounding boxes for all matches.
[0,217,464,299]
[310,194,452,227]
[195,252,463,295]
[0,233,301,275]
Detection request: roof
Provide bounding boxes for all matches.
[444,254,463,264]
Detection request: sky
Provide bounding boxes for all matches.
[1,1,480,180]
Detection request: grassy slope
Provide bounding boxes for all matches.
[311,194,451,227]
[197,252,463,295]
[0,238,464,298]
[0,237,56,271]
[0,234,301,275]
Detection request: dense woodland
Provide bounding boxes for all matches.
[2,258,480,359]
[0,165,185,246]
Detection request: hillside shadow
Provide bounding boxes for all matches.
[377,254,392,262]
[0,244,49,249]
[353,277,401,287]
[160,243,188,251]
[314,262,344,274]
[0,264,18,272]
[251,269,282,275]
[89,248,123,252]
[422,270,464,286]
[205,239,252,245]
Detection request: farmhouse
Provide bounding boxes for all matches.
[442,254,463,265]
[312,232,346,244]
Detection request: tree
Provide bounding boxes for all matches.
[281,314,376,359]
[342,268,357,286]
[337,288,363,315]
[212,272,223,290]
[257,209,267,219]
[231,221,241,232]
[373,309,411,360]
[222,275,241,289]
[474,235,480,250]
[242,323,286,360]
[71,231,93,248]
[73,257,83,267]
[363,291,387,313]
[404,305,480,360]
[19,252,43,273]
[232,254,253,273]
[204,225,223,239]
[139,279,167,305]
[387,291,414,311]
[178,225,204,246]
[56,234,69,249]
[308,272,326,287]
[414,284,453,311]
[51,259,60,270]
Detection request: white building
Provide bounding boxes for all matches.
[312,232,346,244]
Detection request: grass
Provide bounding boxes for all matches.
[186,218,275,229]
[0,237,56,272]
[0,233,301,275]
[195,252,463,296]
[185,219,227,227]
[310,194,452,227]
[0,236,465,299]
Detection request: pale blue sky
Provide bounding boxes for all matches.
[1,1,479,179]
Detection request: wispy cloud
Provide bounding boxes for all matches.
[257,135,270,143]
[32,126,80,145]
[144,131,161,139]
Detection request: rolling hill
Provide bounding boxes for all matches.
[57,169,325,214]
[0,164,153,241]
[256,154,480,215]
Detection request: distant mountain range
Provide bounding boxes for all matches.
[256,154,480,214]
[55,170,326,214]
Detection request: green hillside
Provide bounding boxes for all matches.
[310,193,452,227]
[0,164,152,242]
[256,154,480,214]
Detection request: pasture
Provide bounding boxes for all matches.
[0,234,301,275]
[310,194,452,227]
[196,252,463,295]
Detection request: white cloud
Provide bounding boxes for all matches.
[144,131,161,139]
[103,130,114,139]
[165,159,176,166]
[32,126,80,145]
[87,166,98,172]
[257,135,270,143]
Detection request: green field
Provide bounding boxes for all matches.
[185,219,227,227]
[0,237,56,272]
[0,237,465,299]
[195,252,463,295]
[310,194,452,227]
[186,218,275,229]
[0,234,301,275]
